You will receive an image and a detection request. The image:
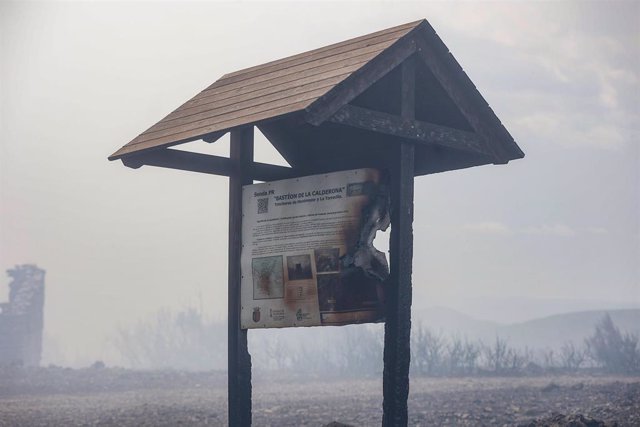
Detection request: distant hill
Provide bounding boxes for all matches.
[412,307,640,350]
[501,309,640,349]
[418,296,640,324]
[412,306,500,338]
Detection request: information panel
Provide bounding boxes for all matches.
[240,168,390,329]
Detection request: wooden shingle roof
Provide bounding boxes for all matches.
[111,19,524,175]
[109,20,423,160]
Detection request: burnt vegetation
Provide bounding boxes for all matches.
[585,313,640,374]
[112,310,640,377]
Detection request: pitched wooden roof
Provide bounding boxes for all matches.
[109,20,424,160]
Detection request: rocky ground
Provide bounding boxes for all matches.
[0,366,638,426]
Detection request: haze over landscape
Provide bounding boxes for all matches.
[1,1,638,368]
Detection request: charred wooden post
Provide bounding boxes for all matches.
[228,127,254,426]
[383,57,416,426]
[383,142,415,426]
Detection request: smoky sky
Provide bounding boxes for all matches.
[1,1,638,366]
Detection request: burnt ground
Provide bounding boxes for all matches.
[0,367,638,426]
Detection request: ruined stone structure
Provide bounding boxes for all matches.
[0,265,45,366]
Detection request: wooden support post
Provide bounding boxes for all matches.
[383,141,415,426]
[400,56,416,120]
[228,126,254,426]
[383,56,415,426]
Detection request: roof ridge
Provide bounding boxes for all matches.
[217,20,425,83]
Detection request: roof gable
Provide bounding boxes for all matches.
[110,19,523,169]
[109,20,423,160]
[302,20,522,163]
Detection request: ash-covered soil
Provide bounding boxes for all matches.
[0,367,638,426]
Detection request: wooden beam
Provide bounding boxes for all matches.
[383,141,414,426]
[228,127,253,427]
[329,104,491,157]
[305,36,417,126]
[381,48,416,427]
[122,148,231,175]
[400,56,415,120]
[413,34,514,163]
[121,148,299,182]
[257,123,301,170]
[202,130,227,143]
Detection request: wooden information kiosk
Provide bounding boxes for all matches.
[110,19,524,426]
